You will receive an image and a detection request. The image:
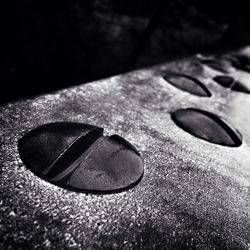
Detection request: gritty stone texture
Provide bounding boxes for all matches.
[0,47,250,249]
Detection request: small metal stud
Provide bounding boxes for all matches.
[213,75,250,94]
[163,73,211,97]
[227,54,250,73]
[172,108,242,147]
[199,58,229,73]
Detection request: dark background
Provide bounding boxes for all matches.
[2,0,250,104]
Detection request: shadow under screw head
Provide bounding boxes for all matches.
[18,122,144,194]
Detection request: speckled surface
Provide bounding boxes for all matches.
[0,47,250,249]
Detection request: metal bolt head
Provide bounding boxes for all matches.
[18,122,144,194]
[163,73,211,97]
[171,108,242,147]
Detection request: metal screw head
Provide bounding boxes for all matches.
[213,75,250,94]
[18,122,144,194]
[163,73,211,97]
[171,108,242,147]
[199,57,230,73]
[213,75,235,88]
[227,54,250,73]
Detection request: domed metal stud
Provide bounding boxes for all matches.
[226,54,250,73]
[163,73,211,97]
[199,58,229,73]
[171,108,242,147]
[213,75,250,94]
[18,122,144,193]
[213,75,235,88]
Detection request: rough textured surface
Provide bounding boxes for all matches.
[0,47,250,249]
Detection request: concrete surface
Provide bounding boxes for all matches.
[0,47,250,249]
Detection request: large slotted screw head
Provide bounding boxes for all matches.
[18,122,144,194]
